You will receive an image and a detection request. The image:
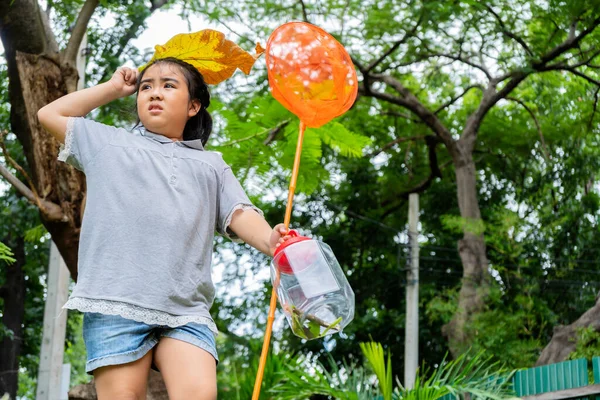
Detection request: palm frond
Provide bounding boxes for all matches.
[395,351,517,400]
[360,341,393,400]
[270,354,379,400]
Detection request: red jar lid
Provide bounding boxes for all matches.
[273,230,311,274]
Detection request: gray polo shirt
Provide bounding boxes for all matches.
[58,117,261,332]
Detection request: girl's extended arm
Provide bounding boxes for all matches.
[37,67,138,144]
[228,209,289,257]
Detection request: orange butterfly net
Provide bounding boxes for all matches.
[266,22,358,128]
[253,22,358,400]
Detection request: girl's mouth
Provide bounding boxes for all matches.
[148,104,163,114]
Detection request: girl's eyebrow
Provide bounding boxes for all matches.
[139,77,180,84]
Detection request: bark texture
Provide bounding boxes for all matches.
[536,295,600,366]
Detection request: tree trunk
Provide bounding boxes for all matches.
[1,0,85,278]
[0,237,26,399]
[443,151,490,355]
[13,52,85,279]
[536,295,600,366]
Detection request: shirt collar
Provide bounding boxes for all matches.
[137,126,205,151]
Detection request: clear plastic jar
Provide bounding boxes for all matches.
[271,232,354,340]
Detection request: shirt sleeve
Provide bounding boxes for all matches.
[57,117,120,172]
[217,166,264,242]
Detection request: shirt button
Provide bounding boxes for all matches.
[169,175,177,185]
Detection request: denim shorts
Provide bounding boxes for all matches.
[82,312,219,374]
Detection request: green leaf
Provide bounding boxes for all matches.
[312,121,372,158]
[360,342,393,400]
[24,224,47,243]
[0,241,15,265]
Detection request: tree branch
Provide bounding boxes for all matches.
[464,17,600,145]
[535,16,600,67]
[381,147,451,220]
[366,14,423,73]
[220,120,291,147]
[150,0,169,11]
[0,0,59,55]
[564,48,600,69]
[507,97,551,161]
[0,163,65,222]
[366,74,456,150]
[0,132,41,203]
[434,85,483,114]
[420,50,493,80]
[298,0,310,23]
[263,120,291,145]
[0,132,66,222]
[564,68,600,86]
[368,135,429,158]
[382,110,421,123]
[589,87,600,131]
[63,0,99,64]
[484,4,533,57]
[99,1,172,82]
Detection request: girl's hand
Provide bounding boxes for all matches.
[109,67,139,98]
[270,223,292,257]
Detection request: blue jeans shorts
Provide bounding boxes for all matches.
[82,312,219,374]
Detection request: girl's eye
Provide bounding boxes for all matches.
[141,84,151,90]
[165,83,175,88]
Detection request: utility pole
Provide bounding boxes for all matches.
[36,32,87,400]
[404,193,419,389]
[35,242,70,400]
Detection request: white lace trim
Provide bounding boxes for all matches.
[63,297,219,334]
[58,117,76,162]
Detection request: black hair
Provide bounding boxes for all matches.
[135,57,213,146]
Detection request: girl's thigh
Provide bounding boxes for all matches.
[93,349,154,400]
[153,337,217,400]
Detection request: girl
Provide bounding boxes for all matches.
[38,57,289,399]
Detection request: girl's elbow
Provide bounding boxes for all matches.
[37,106,51,127]
[37,106,66,143]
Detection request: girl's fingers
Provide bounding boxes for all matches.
[118,67,137,86]
[129,69,138,85]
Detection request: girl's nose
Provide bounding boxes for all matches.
[150,88,163,100]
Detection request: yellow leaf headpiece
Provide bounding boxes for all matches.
[139,29,265,85]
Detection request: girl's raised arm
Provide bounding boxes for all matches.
[228,209,289,257]
[37,67,138,144]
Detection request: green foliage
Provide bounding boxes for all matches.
[217,340,295,400]
[569,327,600,362]
[314,121,372,158]
[23,224,47,243]
[63,312,90,386]
[395,352,516,400]
[440,215,486,236]
[426,287,459,326]
[270,354,378,400]
[0,241,15,264]
[211,96,370,195]
[360,342,393,400]
[463,287,547,369]
[16,371,36,399]
[272,343,517,400]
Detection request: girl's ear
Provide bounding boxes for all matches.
[188,99,201,117]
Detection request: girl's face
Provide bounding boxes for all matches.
[137,63,200,140]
